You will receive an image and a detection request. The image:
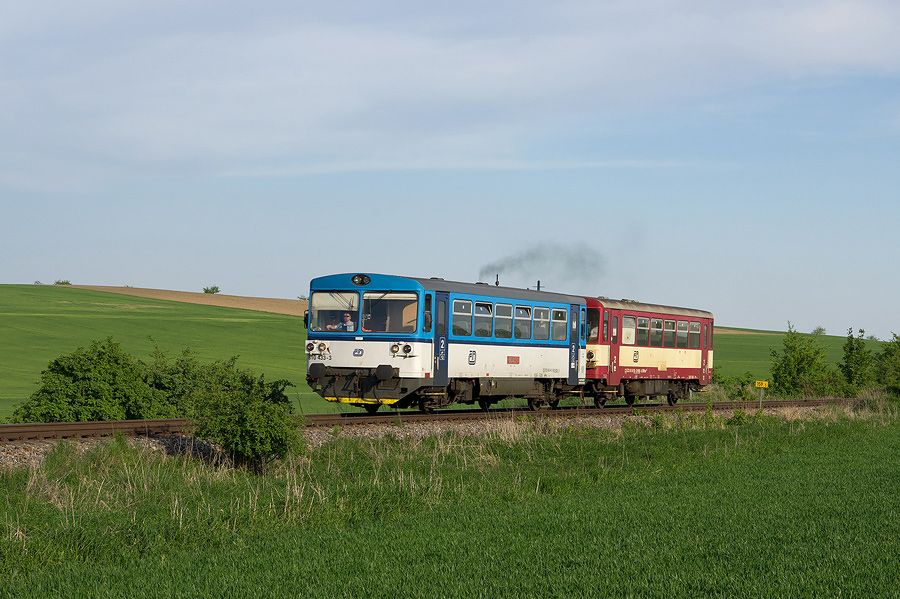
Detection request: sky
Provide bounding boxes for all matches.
[1,1,898,337]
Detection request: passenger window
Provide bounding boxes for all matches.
[664,320,676,347]
[423,294,432,333]
[702,325,707,349]
[709,323,714,349]
[602,311,609,342]
[474,302,493,337]
[636,317,650,345]
[612,316,619,344]
[650,319,663,346]
[533,307,550,340]
[514,306,532,339]
[588,309,600,343]
[495,304,512,339]
[677,321,689,348]
[551,309,568,341]
[622,316,636,345]
[452,300,472,336]
[689,322,701,349]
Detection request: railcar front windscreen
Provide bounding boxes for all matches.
[310,292,359,332]
[362,292,419,333]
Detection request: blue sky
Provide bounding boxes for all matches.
[1,1,898,337]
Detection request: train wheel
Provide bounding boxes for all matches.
[667,391,678,406]
[527,398,540,411]
[593,396,606,408]
[478,398,491,412]
[624,395,636,407]
[363,404,380,414]
[548,399,560,409]
[418,399,435,414]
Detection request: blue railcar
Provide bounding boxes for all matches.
[305,273,587,412]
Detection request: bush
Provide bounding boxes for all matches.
[878,334,900,394]
[839,328,876,396]
[711,371,757,401]
[203,286,220,294]
[191,359,300,470]
[770,323,840,396]
[13,338,174,422]
[54,280,71,285]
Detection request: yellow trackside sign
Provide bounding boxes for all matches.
[755,380,769,389]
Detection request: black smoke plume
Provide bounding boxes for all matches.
[477,243,605,292]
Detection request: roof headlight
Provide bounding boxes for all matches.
[306,342,315,352]
[351,274,371,286]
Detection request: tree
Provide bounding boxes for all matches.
[839,328,876,395]
[770,323,837,396]
[811,326,826,336]
[203,285,220,294]
[878,334,900,394]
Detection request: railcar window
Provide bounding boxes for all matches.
[702,325,707,349]
[664,320,676,347]
[709,324,714,348]
[514,306,533,339]
[495,304,512,338]
[533,307,550,340]
[551,309,568,341]
[689,322,701,349]
[452,300,472,336]
[362,292,418,333]
[474,303,493,337]
[612,316,619,344]
[622,316,636,345]
[677,321,689,348]
[650,319,663,346]
[636,317,650,345]
[310,292,359,332]
[588,309,600,343]
[423,294,432,333]
[602,311,609,342]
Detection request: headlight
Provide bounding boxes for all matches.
[318,342,327,352]
[306,342,315,352]
[403,344,413,354]
[587,351,595,360]
[390,344,400,354]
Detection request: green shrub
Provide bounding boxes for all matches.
[840,328,876,396]
[13,338,174,422]
[770,323,840,396]
[53,279,71,285]
[878,334,900,394]
[203,285,220,294]
[711,371,757,401]
[191,358,301,470]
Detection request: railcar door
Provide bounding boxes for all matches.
[433,292,450,387]
[568,304,580,386]
[607,310,621,385]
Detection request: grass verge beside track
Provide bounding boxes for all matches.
[1,406,898,597]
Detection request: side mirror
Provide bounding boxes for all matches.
[303,311,309,328]
[424,312,432,331]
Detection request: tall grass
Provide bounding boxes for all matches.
[2,408,898,597]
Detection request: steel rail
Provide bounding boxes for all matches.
[0,398,850,443]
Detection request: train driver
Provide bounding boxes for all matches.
[326,313,355,331]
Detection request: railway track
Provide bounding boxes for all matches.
[0,398,848,443]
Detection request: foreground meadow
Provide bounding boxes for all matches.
[2,405,898,597]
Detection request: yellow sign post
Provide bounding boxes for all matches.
[755,380,768,407]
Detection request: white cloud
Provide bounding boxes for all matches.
[1,0,899,190]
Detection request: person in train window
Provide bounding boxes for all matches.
[327,313,355,331]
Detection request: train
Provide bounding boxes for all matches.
[305,273,713,412]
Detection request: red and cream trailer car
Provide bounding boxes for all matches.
[583,297,714,407]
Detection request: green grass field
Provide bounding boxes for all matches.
[0,284,885,418]
[2,409,898,597]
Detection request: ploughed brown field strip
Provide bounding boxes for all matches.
[0,399,847,442]
[72,285,308,316]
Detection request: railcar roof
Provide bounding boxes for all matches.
[409,277,585,304]
[592,297,713,319]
